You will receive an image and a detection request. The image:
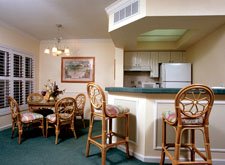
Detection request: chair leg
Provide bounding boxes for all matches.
[125,114,130,158]
[11,122,15,139]
[160,119,166,165]
[71,120,77,139]
[204,126,212,163]
[190,129,195,161]
[101,117,107,165]
[102,116,107,145]
[18,123,23,144]
[41,119,45,137]
[101,148,106,165]
[82,114,85,128]
[108,118,112,144]
[174,126,182,162]
[86,113,94,157]
[46,121,49,138]
[55,126,60,144]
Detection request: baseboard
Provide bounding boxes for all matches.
[0,124,11,131]
[117,146,225,165]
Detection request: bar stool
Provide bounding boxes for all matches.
[85,82,130,165]
[160,84,214,165]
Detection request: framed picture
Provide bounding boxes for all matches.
[61,57,95,83]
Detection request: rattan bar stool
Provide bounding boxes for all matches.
[160,84,215,165]
[86,82,130,165]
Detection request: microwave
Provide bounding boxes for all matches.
[142,82,158,88]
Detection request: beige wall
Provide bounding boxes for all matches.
[39,39,115,93]
[0,21,40,129]
[39,39,115,118]
[147,0,225,16]
[186,24,225,87]
[0,21,116,129]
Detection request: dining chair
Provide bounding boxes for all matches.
[45,97,77,144]
[160,84,215,165]
[8,96,45,144]
[86,83,130,165]
[75,93,86,128]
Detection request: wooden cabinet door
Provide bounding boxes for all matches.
[124,52,137,69]
[150,52,159,78]
[171,51,183,63]
[138,52,150,70]
[158,52,170,63]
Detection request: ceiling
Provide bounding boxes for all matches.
[0,0,225,50]
[0,0,117,40]
[137,29,187,42]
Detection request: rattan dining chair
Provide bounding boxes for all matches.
[75,93,86,128]
[86,83,130,165]
[160,84,215,165]
[45,97,77,144]
[8,96,45,144]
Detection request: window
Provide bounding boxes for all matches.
[0,46,35,115]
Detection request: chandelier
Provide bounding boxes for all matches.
[44,24,70,56]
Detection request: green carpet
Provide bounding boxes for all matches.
[0,120,159,165]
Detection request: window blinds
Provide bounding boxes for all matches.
[0,46,35,115]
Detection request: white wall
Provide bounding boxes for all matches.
[115,47,124,87]
[0,21,40,129]
[186,24,225,87]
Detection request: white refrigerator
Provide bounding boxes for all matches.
[160,63,192,88]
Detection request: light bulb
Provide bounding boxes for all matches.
[64,48,70,56]
[52,46,57,53]
[44,48,50,54]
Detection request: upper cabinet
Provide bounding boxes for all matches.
[124,52,151,71]
[149,52,159,78]
[124,51,186,77]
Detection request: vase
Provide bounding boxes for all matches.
[49,96,55,101]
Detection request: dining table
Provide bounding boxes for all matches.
[27,100,56,112]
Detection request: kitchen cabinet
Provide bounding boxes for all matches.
[170,51,185,62]
[124,52,136,70]
[124,51,186,77]
[158,52,170,63]
[159,51,184,63]
[137,52,150,70]
[149,52,159,78]
[124,52,151,71]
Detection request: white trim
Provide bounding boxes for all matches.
[117,145,225,164]
[153,99,174,150]
[108,94,139,144]
[0,124,11,131]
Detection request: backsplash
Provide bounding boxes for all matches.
[124,71,159,88]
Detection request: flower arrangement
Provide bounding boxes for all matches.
[41,80,65,101]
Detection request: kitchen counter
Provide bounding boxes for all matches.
[106,86,225,164]
[105,87,225,94]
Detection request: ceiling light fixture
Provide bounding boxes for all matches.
[44,24,70,56]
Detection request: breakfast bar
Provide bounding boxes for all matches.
[105,87,225,163]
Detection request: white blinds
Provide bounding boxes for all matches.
[0,46,35,115]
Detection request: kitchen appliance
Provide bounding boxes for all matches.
[160,63,191,88]
[142,82,158,88]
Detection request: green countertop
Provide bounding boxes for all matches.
[105,87,225,95]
